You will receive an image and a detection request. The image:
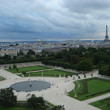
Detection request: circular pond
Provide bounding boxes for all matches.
[10,80,51,92]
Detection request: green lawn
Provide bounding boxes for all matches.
[24,69,74,77]
[6,66,51,73]
[90,97,110,110]
[0,106,30,110]
[0,106,52,110]
[69,78,110,101]
[6,65,75,77]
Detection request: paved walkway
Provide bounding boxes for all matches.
[0,69,100,110]
[26,68,55,73]
[83,93,110,103]
[42,79,100,110]
[0,69,20,79]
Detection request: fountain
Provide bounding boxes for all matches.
[29,80,32,87]
[10,80,51,92]
[29,74,32,87]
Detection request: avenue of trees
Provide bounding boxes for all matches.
[0,47,110,75]
[42,47,110,74]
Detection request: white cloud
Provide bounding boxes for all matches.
[0,0,109,40]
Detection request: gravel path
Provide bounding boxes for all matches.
[83,93,110,103]
[0,69,20,79]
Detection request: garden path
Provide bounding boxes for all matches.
[0,68,100,110]
[0,69,20,79]
[83,92,110,103]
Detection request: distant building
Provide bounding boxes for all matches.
[45,47,69,53]
[0,48,17,56]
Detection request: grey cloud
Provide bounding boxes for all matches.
[0,0,109,40]
[62,0,110,13]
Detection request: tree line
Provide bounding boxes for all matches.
[0,47,110,75]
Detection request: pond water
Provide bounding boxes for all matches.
[10,80,51,92]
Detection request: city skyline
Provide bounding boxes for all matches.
[0,0,110,41]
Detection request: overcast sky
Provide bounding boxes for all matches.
[0,0,110,41]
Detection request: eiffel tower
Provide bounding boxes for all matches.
[104,25,109,42]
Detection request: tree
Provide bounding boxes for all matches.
[27,49,35,56]
[87,47,97,53]
[16,68,18,72]
[27,94,45,109]
[17,50,24,56]
[13,64,17,69]
[3,54,11,61]
[99,65,110,76]
[76,59,93,71]
[94,52,110,65]
[9,66,12,69]
[70,55,80,64]
[52,105,65,110]
[22,71,26,76]
[0,88,17,107]
[15,43,19,46]
[13,56,17,60]
[65,74,68,78]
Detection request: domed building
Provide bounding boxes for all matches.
[37,38,41,44]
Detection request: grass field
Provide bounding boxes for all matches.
[90,97,110,110]
[6,66,51,73]
[69,78,110,101]
[23,69,74,77]
[6,65,75,77]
